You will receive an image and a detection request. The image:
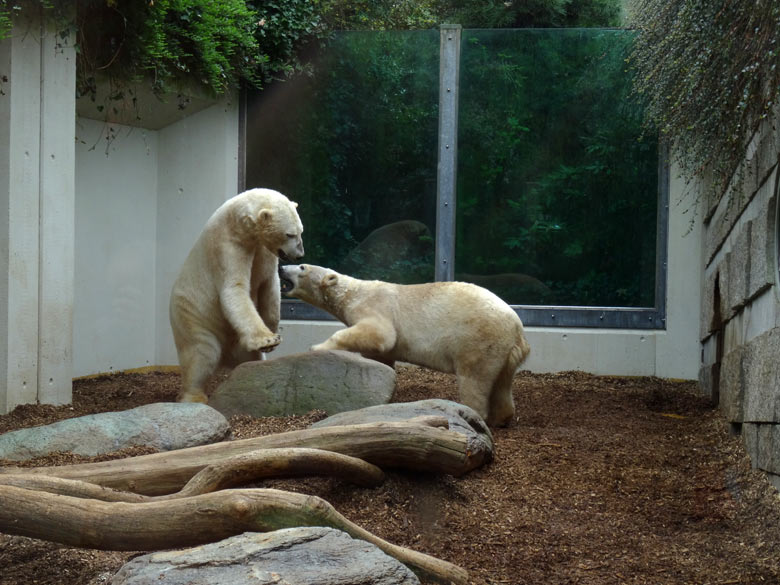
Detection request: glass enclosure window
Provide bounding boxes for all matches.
[245,30,440,284]
[244,28,663,323]
[455,29,658,307]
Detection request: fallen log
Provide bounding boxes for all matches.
[0,448,384,502]
[0,420,485,495]
[0,484,468,585]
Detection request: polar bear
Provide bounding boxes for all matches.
[279,264,530,426]
[170,188,304,403]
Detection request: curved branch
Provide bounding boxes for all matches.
[1,420,486,496]
[0,447,384,503]
[171,447,385,498]
[0,485,468,585]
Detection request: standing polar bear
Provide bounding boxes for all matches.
[170,188,304,403]
[279,264,530,426]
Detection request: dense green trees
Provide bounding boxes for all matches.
[1,0,623,101]
[247,28,658,307]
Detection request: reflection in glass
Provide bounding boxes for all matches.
[456,29,658,307]
[246,30,439,284]
[245,29,658,307]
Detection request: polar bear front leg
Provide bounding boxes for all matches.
[220,283,281,352]
[312,317,396,356]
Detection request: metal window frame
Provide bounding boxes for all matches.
[247,26,669,329]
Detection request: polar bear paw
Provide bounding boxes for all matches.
[178,391,209,404]
[243,332,282,353]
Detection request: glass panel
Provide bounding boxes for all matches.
[456,29,658,307]
[245,30,439,284]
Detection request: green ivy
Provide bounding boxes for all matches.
[0,0,323,102]
[628,0,780,210]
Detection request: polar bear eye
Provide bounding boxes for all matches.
[286,233,297,239]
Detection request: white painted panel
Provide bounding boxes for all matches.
[655,167,704,380]
[273,321,660,376]
[0,22,41,410]
[155,99,240,366]
[74,118,159,376]
[39,21,76,404]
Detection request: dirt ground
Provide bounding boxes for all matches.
[2,367,780,585]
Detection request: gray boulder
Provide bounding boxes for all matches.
[312,398,494,461]
[110,527,419,585]
[209,350,396,418]
[0,402,229,461]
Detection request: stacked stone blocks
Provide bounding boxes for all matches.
[699,112,780,488]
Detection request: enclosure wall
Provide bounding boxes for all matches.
[698,110,780,488]
[154,100,240,368]
[72,99,239,378]
[275,170,702,380]
[0,16,75,413]
[74,119,159,376]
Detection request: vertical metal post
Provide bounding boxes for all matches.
[435,24,461,282]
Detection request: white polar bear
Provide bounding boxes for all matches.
[279,264,530,426]
[170,188,304,403]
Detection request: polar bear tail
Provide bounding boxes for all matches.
[497,322,530,385]
[512,322,531,369]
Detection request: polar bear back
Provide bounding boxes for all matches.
[349,279,523,372]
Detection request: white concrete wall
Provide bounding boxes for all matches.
[1,16,76,413]
[1,15,702,404]
[73,98,240,377]
[154,99,240,367]
[273,174,704,381]
[74,119,159,375]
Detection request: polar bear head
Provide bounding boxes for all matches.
[279,264,340,307]
[235,189,304,261]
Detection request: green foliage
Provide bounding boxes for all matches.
[318,0,623,30]
[0,0,322,102]
[434,0,622,29]
[246,29,658,306]
[455,29,657,306]
[319,0,439,30]
[247,30,440,282]
[76,0,260,96]
[2,0,624,106]
[628,0,780,206]
[248,0,323,78]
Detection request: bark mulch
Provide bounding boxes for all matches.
[1,367,780,585]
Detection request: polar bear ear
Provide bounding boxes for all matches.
[322,273,338,287]
[257,208,273,223]
[291,201,299,208]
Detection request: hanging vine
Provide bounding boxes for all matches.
[0,0,323,103]
[628,0,780,211]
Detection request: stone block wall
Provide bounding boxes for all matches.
[699,112,780,488]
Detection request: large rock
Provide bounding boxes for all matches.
[209,350,396,418]
[110,527,419,585]
[340,220,434,283]
[312,398,494,461]
[0,403,229,461]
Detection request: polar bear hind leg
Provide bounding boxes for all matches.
[488,357,518,427]
[454,350,506,424]
[177,333,222,403]
[488,339,531,426]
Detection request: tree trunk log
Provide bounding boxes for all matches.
[0,420,481,495]
[0,448,384,502]
[171,447,385,496]
[0,484,468,585]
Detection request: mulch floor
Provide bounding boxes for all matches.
[1,367,780,585]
